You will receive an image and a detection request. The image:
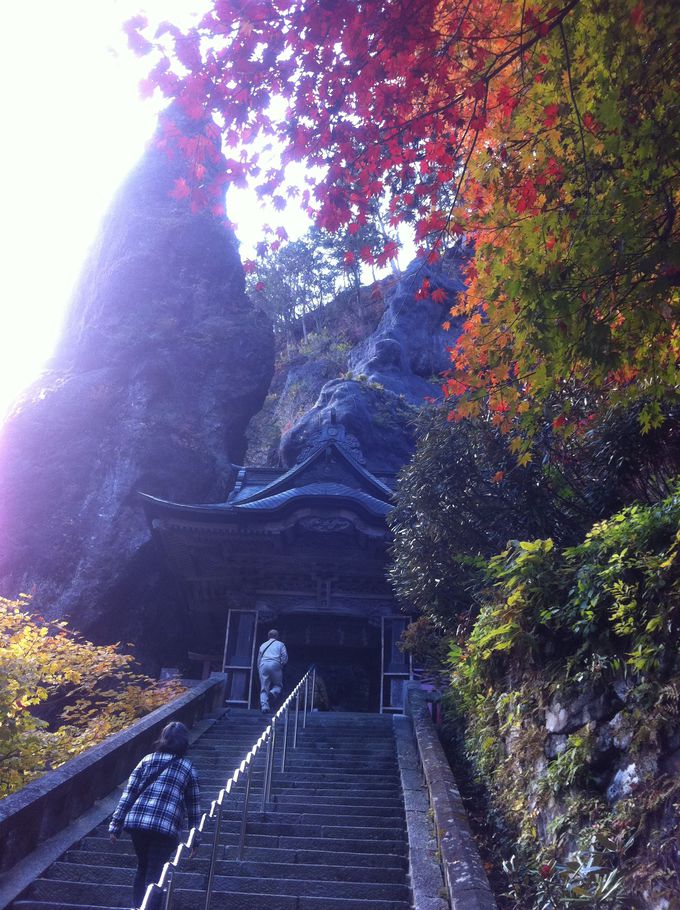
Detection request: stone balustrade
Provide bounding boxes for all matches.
[405,683,498,910]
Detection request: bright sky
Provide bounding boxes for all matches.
[0,1,310,420]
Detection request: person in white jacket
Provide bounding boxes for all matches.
[257,629,288,713]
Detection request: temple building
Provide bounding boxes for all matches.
[141,417,413,712]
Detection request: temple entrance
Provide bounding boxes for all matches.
[254,615,382,712]
[144,431,409,713]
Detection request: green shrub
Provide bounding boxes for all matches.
[449,483,680,907]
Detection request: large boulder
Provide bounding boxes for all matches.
[279,258,465,472]
[0,117,274,665]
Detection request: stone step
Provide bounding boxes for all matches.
[87,818,405,841]
[199,772,400,800]
[194,757,399,772]
[194,743,398,755]
[200,734,396,746]
[24,880,142,907]
[26,876,410,907]
[220,810,404,829]
[258,773,402,786]
[154,780,404,797]
[215,859,406,883]
[87,810,404,848]
[193,755,398,765]
[68,844,407,870]
[266,785,403,797]
[13,904,120,910]
[237,822,405,840]
[244,802,406,819]
[240,735,396,742]
[207,719,394,728]
[38,865,410,902]
[176,891,409,910]
[210,874,410,902]
[180,889,409,910]
[273,794,405,809]
[97,799,405,829]
[195,771,401,785]
[219,834,408,854]
[81,832,408,857]
[197,730,396,741]
[193,751,398,763]
[223,792,404,808]
[193,757,399,771]
[58,853,407,882]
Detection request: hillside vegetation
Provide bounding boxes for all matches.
[393,407,680,908]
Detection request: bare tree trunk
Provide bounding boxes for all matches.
[352,264,361,309]
[301,304,308,342]
[375,208,402,276]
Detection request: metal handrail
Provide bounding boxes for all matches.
[139,664,317,910]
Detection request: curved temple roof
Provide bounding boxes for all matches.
[140,481,391,522]
[140,439,395,528]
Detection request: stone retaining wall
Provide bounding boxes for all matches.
[0,675,225,873]
[405,684,498,910]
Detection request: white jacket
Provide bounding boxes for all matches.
[258,639,288,667]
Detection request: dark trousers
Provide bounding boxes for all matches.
[129,828,178,909]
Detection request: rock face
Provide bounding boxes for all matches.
[0,120,274,664]
[279,258,465,472]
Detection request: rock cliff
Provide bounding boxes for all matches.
[0,118,274,664]
[247,255,466,472]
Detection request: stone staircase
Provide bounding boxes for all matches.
[12,709,413,910]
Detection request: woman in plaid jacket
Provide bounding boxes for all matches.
[109,721,201,909]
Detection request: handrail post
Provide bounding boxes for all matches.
[261,728,273,812]
[163,866,177,910]
[204,795,223,910]
[237,760,254,861]
[281,705,290,773]
[293,688,300,748]
[310,666,316,713]
[303,674,309,729]
[265,718,277,805]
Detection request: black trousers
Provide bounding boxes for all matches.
[129,828,178,909]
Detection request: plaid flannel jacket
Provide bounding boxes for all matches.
[109,752,201,840]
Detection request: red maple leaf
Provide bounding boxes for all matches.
[415,278,431,300]
[630,2,644,26]
[543,103,560,128]
[469,80,486,100]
